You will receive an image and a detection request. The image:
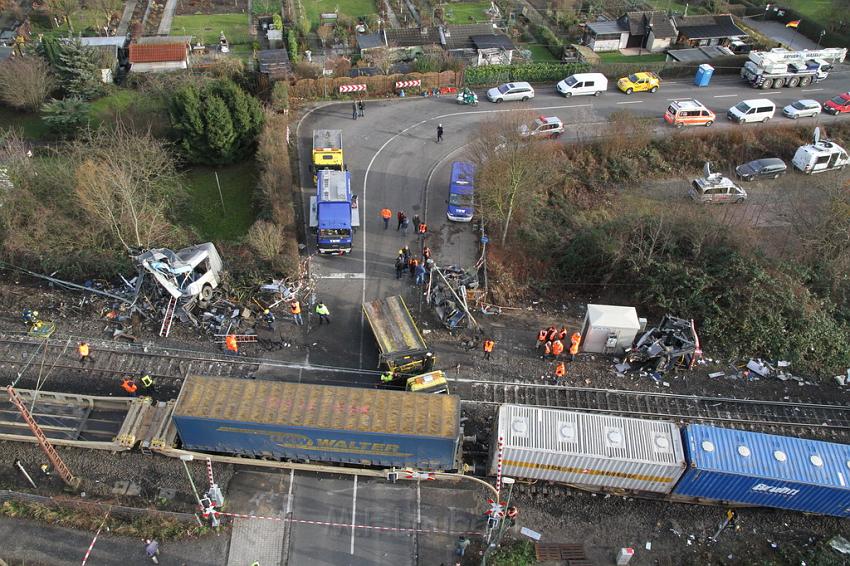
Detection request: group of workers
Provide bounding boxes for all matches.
[535,326,582,380]
[395,245,432,285]
[221,300,331,354]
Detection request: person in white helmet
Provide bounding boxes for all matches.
[437,124,443,143]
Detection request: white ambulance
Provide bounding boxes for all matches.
[792,127,850,174]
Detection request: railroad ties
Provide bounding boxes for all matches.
[456,379,850,442]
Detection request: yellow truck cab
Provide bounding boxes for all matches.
[363,295,435,374]
[617,71,661,95]
[311,129,344,184]
[406,371,450,394]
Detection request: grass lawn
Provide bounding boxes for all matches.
[89,88,168,127]
[0,107,50,140]
[524,43,558,62]
[777,0,832,22]
[598,51,668,63]
[171,14,251,45]
[441,1,492,24]
[303,0,376,28]
[29,9,108,36]
[643,0,705,15]
[183,162,258,241]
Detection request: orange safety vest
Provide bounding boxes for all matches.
[537,330,547,341]
[225,335,238,352]
[483,340,494,353]
[558,328,567,341]
[418,223,427,234]
[570,332,581,355]
[552,340,564,356]
[410,258,419,268]
[78,343,89,356]
[555,362,566,377]
[121,379,137,394]
[506,507,518,519]
[544,341,552,354]
[381,208,392,220]
[290,301,301,315]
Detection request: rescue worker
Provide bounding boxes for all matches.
[551,339,564,358]
[412,214,421,233]
[263,309,275,329]
[555,361,566,380]
[290,300,303,326]
[78,341,92,364]
[437,124,444,143]
[422,246,431,261]
[144,539,160,564]
[315,302,331,324]
[409,257,419,278]
[545,326,558,343]
[380,369,395,383]
[401,246,410,263]
[454,536,469,557]
[418,222,427,235]
[380,208,392,229]
[22,309,38,326]
[558,326,568,341]
[397,210,407,231]
[121,377,138,395]
[141,374,154,388]
[506,506,518,527]
[570,332,581,361]
[40,463,50,476]
[483,338,494,361]
[415,263,426,286]
[395,256,405,279]
[541,340,552,360]
[225,334,239,354]
[535,329,548,350]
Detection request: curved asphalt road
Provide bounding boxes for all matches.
[298,68,850,380]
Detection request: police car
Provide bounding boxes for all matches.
[518,116,565,138]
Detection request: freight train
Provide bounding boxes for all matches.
[170,376,850,518]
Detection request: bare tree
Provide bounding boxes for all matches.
[0,56,56,112]
[317,24,334,48]
[366,46,394,74]
[467,112,552,246]
[72,124,184,251]
[247,220,286,261]
[90,0,123,28]
[46,0,81,30]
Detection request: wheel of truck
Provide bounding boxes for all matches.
[787,77,800,88]
[800,76,812,87]
[650,86,658,93]
[625,88,633,95]
[201,284,213,301]
[773,78,785,88]
[760,79,773,89]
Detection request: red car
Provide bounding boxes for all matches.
[824,92,850,115]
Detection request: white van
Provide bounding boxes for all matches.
[727,99,775,124]
[793,140,850,174]
[556,73,608,97]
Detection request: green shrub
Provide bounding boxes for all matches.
[271,81,289,111]
[464,62,590,85]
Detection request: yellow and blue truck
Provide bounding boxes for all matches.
[311,129,344,184]
[363,296,434,376]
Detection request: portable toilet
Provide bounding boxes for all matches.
[579,304,641,354]
[694,64,714,87]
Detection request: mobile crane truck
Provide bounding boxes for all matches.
[309,169,359,255]
[741,48,847,90]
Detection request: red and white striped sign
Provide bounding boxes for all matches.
[395,79,421,89]
[495,436,504,498]
[404,468,436,480]
[339,84,367,93]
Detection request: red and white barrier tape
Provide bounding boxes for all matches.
[206,457,215,488]
[81,512,110,566]
[219,512,478,535]
[495,436,504,499]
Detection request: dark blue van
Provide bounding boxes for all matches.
[447,161,475,222]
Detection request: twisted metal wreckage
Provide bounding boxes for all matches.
[11,243,307,341]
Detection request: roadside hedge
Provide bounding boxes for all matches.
[464,62,590,86]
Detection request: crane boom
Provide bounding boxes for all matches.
[7,386,80,488]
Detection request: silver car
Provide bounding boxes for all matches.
[486,82,535,103]
[782,99,822,119]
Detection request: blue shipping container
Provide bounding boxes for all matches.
[674,424,850,517]
[173,376,461,470]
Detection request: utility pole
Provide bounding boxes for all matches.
[7,386,79,489]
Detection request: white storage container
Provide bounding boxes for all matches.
[491,405,686,494]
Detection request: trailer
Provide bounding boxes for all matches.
[741,48,846,89]
[311,129,344,184]
[172,375,462,470]
[308,169,359,255]
[363,296,434,374]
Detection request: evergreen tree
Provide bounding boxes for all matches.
[169,79,264,164]
[54,38,103,100]
[42,97,90,137]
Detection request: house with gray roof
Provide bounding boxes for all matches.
[584,11,676,52]
[355,24,513,66]
[672,14,747,47]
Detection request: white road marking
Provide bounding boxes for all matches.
[617,101,643,105]
[416,480,421,526]
[801,88,824,92]
[316,272,366,279]
[763,91,782,95]
[350,475,358,554]
[286,469,294,515]
[713,94,738,98]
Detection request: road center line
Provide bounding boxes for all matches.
[801,88,824,92]
[713,94,738,98]
[617,101,643,105]
[763,91,782,95]
[350,475,358,554]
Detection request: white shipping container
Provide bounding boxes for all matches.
[491,405,686,494]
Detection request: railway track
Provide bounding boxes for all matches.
[2,332,849,441]
[452,378,850,441]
